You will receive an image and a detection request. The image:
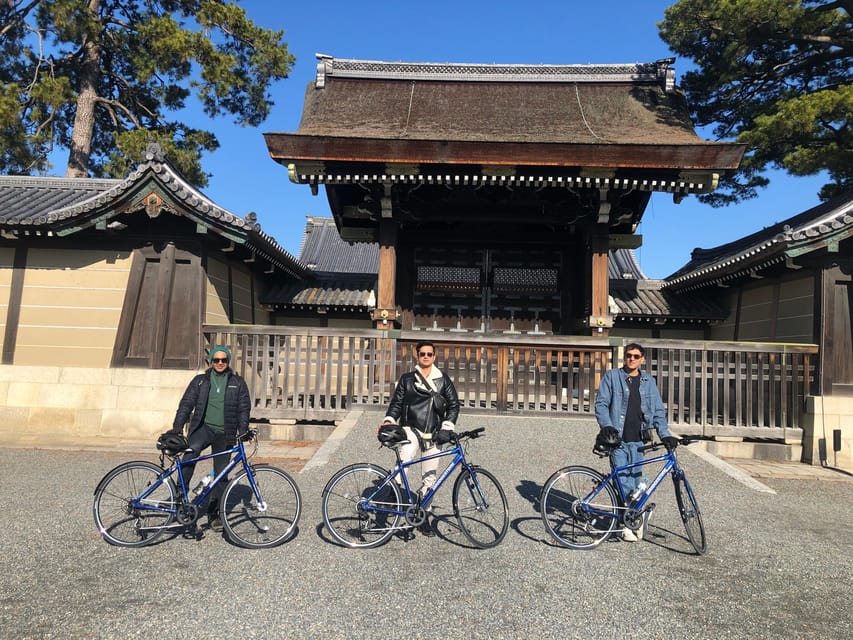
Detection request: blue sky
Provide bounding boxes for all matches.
[144,1,830,278]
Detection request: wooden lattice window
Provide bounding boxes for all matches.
[416,264,482,292]
[493,267,559,294]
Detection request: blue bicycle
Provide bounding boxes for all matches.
[540,437,707,554]
[93,429,302,549]
[321,427,509,549]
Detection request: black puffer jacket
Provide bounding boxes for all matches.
[172,369,251,442]
[385,369,460,434]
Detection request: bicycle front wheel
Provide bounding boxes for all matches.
[321,463,402,549]
[220,465,302,548]
[540,466,618,549]
[673,473,707,555]
[452,466,509,548]
[93,461,176,548]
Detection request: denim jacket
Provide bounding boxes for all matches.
[594,367,671,438]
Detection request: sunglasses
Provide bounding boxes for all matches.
[418,351,434,357]
[625,353,643,360]
[212,357,229,364]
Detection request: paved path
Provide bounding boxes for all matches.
[2,411,851,640]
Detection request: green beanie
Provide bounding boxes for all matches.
[210,345,232,364]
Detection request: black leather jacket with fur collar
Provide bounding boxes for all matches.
[384,368,460,434]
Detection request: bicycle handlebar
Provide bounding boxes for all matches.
[638,436,696,454]
[454,427,485,441]
[379,426,486,449]
[238,428,257,442]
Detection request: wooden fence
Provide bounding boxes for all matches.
[203,326,817,441]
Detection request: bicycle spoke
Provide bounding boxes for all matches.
[93,462,176,548]
[321,464,402,549]
[674,474,707,554]
[221,465,301,549]
[452,467,509,548]
[540,466,618,549]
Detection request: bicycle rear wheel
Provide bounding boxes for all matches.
[93,461,176,547]
[540,466,618,549]
[220,465,301,548]
[673,473,707,555]
[452,466,509,548]
[321,463,402,548]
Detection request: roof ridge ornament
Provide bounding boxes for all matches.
[144,142,165,163]
[313,54,677,89]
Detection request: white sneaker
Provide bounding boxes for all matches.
[622,527,638,542]
[637,512,649,540]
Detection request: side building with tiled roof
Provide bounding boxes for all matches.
[663,190,853,466]
[0,143,307,369]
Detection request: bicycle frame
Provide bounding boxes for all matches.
[366,441,477,520]
[133,438,263,518]
[584,448,682,520]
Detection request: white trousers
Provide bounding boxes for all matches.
[399,426,440,494]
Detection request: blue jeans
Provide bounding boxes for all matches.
[611,441,644,503]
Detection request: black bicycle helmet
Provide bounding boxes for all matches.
[593,427,621,456]
[157,432,188,455]
[377,424,407,447]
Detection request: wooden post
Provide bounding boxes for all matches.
[589,225,611,336]
[374,217,399,328]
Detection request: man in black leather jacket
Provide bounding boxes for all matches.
[382,340,460,536]
[170,345,251,531]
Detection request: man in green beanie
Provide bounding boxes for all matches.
[170,345,251,531]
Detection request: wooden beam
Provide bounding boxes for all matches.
[265,134,745,171]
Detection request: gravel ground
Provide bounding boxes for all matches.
[2,410,851,640]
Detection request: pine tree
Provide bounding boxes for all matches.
[0,0,294,187]
[659,0,851,203]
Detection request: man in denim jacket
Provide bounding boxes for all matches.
[594,343,678,541]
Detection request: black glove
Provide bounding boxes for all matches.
[434,429,454,445]
[599,427,619,441]
[661,436,680,450]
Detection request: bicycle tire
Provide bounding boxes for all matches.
[540,466,618,549]
[93,461,176,547]
[321,463,402,549]
[452,466,509,548]
[220,465,302,548]
[673,473,707,555]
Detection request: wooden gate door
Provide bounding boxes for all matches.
[111,243,203,369]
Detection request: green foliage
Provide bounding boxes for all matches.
[0,0,294,186]
[659,0,852,204]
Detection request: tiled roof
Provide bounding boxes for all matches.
[261,272,376,309]
[298,216,378,272]
[609,248,646,280]
[609,278,727,322]
[665,190,853,290]
[0,175,119,224]
[0,145,308,278]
